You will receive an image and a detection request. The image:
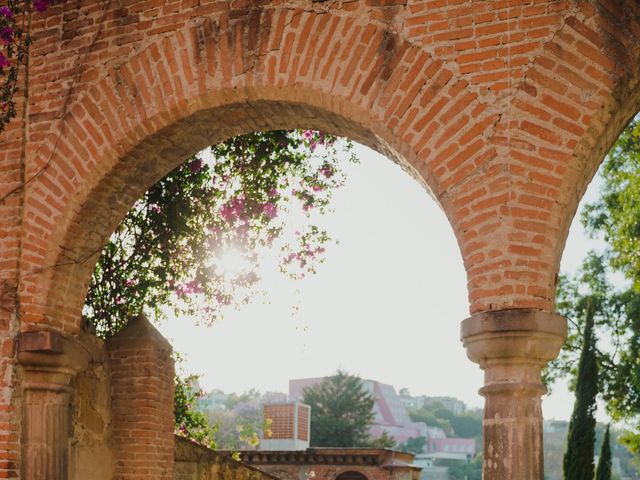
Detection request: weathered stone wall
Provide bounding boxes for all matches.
[68,345,113,480]
[175,437,280,480]
[251,463,394,480]
[235,448,421,480]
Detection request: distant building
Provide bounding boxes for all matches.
[289,378,427,444]
[239,400,422,480]
[398,391,466,416]
[237,448,422,480]
[262,402,311,451]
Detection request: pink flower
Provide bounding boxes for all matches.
[0,6,13,18]
[185,280,203,294]
[311,185,324,192]
[320,166,334,178]
[220,204,235,222]
[0,52,9,68]
[188,158,203,173]
[33,0,50,12]
[236,223,249,238]
[0,27,14,45]
[303,130,314,139]
[220,196,246,222]
[262,202,277,219]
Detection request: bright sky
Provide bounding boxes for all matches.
[156,142,605,421]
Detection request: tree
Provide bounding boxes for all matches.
[85,130,354,336]
[449,414,482,439]
[174,372,217,448]
[446,456,482,480]
[545,119,640,455]
[407,406,452,433]
[302,370,375,447]
[368,431,397,449]
[84,129,355,447]
[398,436,426,454]
[563,297,598,480]
[596,424,612,480]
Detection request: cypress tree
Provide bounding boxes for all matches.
[563,301,599,480]
[595,424,612,480]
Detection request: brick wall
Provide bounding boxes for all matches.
[264,404,296,440]
[5,0,638,337]
[297,405,309,442]
[107,315,175,480]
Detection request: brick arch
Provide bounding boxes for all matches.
[6,1,640,478]
[21,0,616,335]
[19,9,510,334]
[482,0,640,312]
[34,91,443,334]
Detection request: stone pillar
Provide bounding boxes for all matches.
[17,330,97,480]
[106,315,175,480]
[460,309,566,480]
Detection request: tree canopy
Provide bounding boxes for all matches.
[302,370,375,447]
[86,130,355,447]
[562,296,598,480]
[85,130,354,336]
[545,119,640,454]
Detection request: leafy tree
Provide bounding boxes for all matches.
[174,373,217,448]
[302,370,375,447]
[223,389,261,411]
[449,414,482,439]
[433,407,455,422]
[546,119,640,456]
[582,120,640,288]
[206,398,267,450]
[367,431,397,449]
[407,406,452,433]
[563,297,598,480]
[85,130,353,336]
[398,436,426,454]
[86,130,355,446]
[596,424,612,480]
[446,456,482,480]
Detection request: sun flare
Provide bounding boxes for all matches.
[217,248,250,277]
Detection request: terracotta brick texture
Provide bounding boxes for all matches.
[106,316,175,480]
[264,404,296,440]
[0,0,639,477]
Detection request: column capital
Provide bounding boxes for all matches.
[461,309,566,367]
[17,330,103,391]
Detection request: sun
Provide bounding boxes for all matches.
[217,248,250,277]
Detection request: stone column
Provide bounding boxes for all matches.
[17,330,97,480]
[460,309,566,480]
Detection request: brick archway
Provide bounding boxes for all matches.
[1,1,640,479]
